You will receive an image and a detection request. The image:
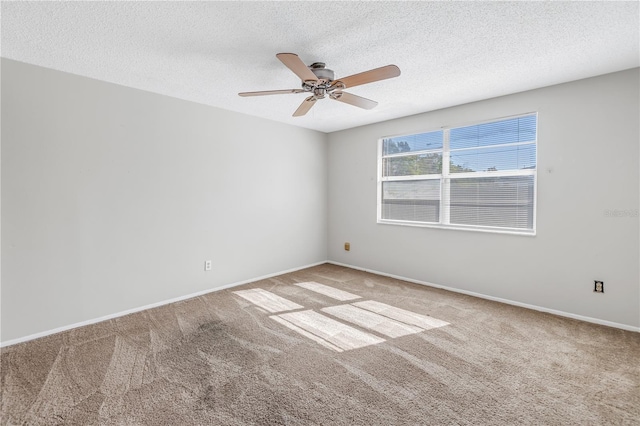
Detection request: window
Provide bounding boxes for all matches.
[378,114,537,234]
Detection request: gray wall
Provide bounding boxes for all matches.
[328,68,640,328]
[3,59,638,343]
[1,59,328,342]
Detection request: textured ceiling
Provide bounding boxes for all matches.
[2,1,639,133]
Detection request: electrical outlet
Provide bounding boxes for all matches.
[205,260,212,271]
[344,242,350,251]
[594,280,604,293]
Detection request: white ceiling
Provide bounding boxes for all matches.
[2,1,638,133]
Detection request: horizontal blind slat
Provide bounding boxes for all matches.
[382,153,443,177]
[382,130,443,155]
[448,176,535,229]
[450,115,537,150]
[382,180,441,223]
[450,144,536,173]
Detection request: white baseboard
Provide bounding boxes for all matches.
[4,259,636,348]
[328,261,640,333]
[0,261,327,348]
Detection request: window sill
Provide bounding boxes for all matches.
[377,219,536,236]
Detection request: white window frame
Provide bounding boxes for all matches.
[377,113,538,236]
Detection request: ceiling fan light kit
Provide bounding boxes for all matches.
[238,53,400,117]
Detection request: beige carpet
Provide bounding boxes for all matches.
[2,264,639,425]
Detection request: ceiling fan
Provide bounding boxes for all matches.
[238,53,401,117]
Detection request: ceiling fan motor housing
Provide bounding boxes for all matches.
[308,62,335,82]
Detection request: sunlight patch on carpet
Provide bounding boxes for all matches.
[272,310,385,351]
[235,286,449,352]
[295,282,362,301]
[233,289,303,313]
[321,304,423,338]
[270,316,344,352]
[353,300,449,330]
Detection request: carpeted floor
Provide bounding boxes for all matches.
[2,264,639,425]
